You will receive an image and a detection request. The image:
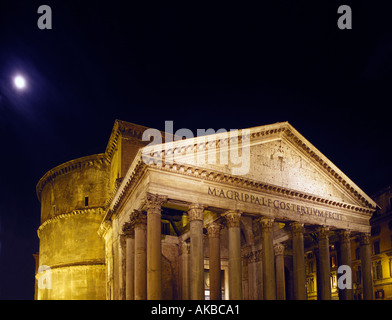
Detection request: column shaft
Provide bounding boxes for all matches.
[126,236,135,300]
[134,211,147,300]
[274,244,286,300]
[119,235,127,300]
[226,210,242,300]
[146,193,166,300]
[360,233,374,300]
[180,241,190,300]
[291,222,306,300]
[122,221,135,300]
[317,226,331,300]
[259,218,276,300]
[189,204,205,300]
[207,222,222,300]
[337,230,353,300]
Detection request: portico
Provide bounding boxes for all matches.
[99,121,377,300]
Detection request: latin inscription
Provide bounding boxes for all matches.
[208,187,343,221]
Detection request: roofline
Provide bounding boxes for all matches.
[283,122,378,209]
[120,120,378,210]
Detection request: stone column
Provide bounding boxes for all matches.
[259,218,276,300]
[118,234,127,300]
[291,222,306,300]
[337,230,353,300]
[226,210,242,300]
[360,233,374,300]
[188,203,205,300]
[122,222,135,300]
[317,226,331,300]
[133,210,147,300]
[146,193,167,300]
[207,222,222,300]
[180,241,190,300]
[274,243,286,300]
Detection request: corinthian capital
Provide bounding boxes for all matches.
[180,241,190,255]
[274,243,285,256]
[145,193,167,213]
[188,203,205,221]
[225,210,242,228]
[290,222,304,236]
[257,217,274,232]
[338,229,351,243]
[122,221,134,237]
[206,222,222,238]
[316,226,330,240]
[359,232,370,245]
[131,210,147,229]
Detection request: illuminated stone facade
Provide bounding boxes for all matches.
[35,120,378,300]
[366,186,392,300]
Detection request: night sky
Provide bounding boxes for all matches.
[0,1,391,299]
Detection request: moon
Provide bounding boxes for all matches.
[14,75,26,89]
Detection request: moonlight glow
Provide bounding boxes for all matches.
[14,75,26,89]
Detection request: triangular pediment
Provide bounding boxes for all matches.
[144,122,376,209]
[244,138,359,206]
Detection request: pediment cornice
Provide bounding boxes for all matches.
[139,122,377,210]
[109,149,376,219]
[148,161,375,215]
[280,123,377,209]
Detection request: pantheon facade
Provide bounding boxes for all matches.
[34,120,377,300]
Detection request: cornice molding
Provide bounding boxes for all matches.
[37,207,105,238]
[281,125,376,210]
[35,260,105,278]
[110,158,146,215]
[150,162,375,214]
[109,149,376,222]
[36,153,108,202]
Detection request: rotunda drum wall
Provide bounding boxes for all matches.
[39,159,110,223]
[38,212,105,267]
